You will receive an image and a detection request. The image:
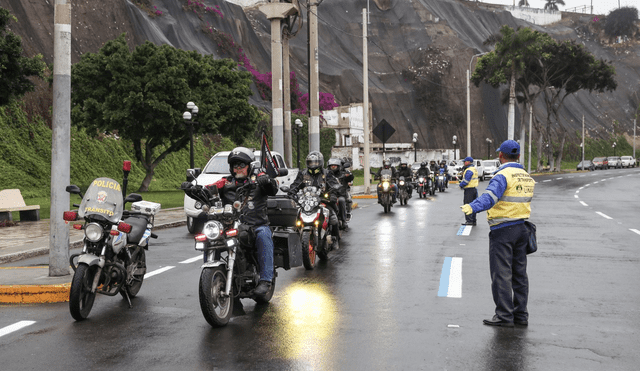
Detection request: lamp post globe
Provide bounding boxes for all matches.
[412,133,418,162]
[452,135,457,160]
[294,119,303,169]
[184,102,199,169]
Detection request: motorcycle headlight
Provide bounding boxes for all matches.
[399,181,405,186]
[382,181,390,190]
[202,221,223,240]
[84,223,104,242]
[194,201,202,209]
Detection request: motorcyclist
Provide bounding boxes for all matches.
[288,151,342,249]
[429,160,438,173]
[206,147,278,299]
[328,157,353,229]
[439,160,449,188]
[396,161,414,198]
[416,162,431,178]
[375,160,398,204]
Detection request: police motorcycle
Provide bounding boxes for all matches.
[428,172,436,195]
[181,164,300,327]
[63,161,160,321]
[397,176,410,206]
[375,168,395,213]
[287,185,335,270]
[436,168,447,192]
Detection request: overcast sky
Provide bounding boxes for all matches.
[484,0,637,15]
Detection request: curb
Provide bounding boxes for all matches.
[0,283,71,304]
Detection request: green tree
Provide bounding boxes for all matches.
[544,0,565,11]
[0,8,46,106]
[71,34,260,191]
[604,7,638,38]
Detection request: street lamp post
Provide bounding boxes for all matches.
[486,138,492,159]
[452,135,457,161]
[468,52,487,156]
[612,141,616,156]
[294,119,303,169]
[412,132,418,162]
[183,102,199,169]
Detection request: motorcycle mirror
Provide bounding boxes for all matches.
[280,185,290,193]
[278,168,289,177]
[66,185,82,195]
[124,193,143,203]
[186,169,199,182]
[343,162,351,169]
[250,161,262,176]
[370,168,376,175]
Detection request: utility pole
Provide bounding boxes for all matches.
[260,2,297,156]
[308,1,320,152]
[507,70,516,140]
[527,106,532,173]
[362,8,371,193]
[50,0,72,277]
[581,115,585,170]
[283,32,292,166]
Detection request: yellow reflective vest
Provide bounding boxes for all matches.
[462,167,478,189]
[487,166,534,226]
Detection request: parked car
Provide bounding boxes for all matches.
[482,160,500,179]
[607,156,622,169]
[576,160,595,171]
[592,157,608,170]
[183,150,298,234]
[620,156,636,168]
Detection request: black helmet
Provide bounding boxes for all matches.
[306,151,324,173]
[328,158,341,173]
[228,147,254,176]
[420,162,427,168]
[400,161,407,168]
[383,160,391,168]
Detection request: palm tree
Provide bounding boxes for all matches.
[544,0,565,11]
[518,0,530,7]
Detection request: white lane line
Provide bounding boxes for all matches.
[630,229,640,236]
[579,175,586,177]
[0,321,36,338]
[574,194,579,198]
[579,187,584,190]
[557,177,563,180]
[543,179,552,182]
[144,266,175,279]
[585,184,591,187]
[580,201,588,207]
[179,256,201,264]
[595,212,613,220]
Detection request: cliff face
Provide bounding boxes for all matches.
[3,0,638,156]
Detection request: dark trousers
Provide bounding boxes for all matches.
[463,188,478,224]
[489,223,529,322]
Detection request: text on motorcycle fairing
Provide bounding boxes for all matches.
[84,206,115,216]
[92,179,122,191]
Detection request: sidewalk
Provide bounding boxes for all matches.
[0,207,187,304]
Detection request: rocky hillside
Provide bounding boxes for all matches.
[3,0,638,157]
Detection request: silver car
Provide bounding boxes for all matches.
[482,160,500,179]
[620,156,636,168]
[607,156,622,169]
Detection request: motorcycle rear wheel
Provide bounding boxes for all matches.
[69,263,98,321]
[301,230,317,270]
[121,247,146,299]
[199,266,233,327]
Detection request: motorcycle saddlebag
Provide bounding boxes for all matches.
[267,196,298,227]
[273,230,302,270]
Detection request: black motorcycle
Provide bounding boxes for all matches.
[64,161,159,321]
[397,176,409,205]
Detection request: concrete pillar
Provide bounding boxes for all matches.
[283,34,293,166]
[309,2,320,153]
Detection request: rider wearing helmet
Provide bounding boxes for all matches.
[328,157,353,229]
[375,160,398,204]
[416,161,430,177]
[439,160,449,188]
[288,151,342,248]
[396,161,414,198]
[207,147,278,299]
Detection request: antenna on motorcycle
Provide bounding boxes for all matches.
[122,160,131,198]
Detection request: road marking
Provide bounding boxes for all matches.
[630,229,640,236]
[557,177,563,180]
[179,256,201,264]
[579,175,585,177]
[595,212,613,220]
[580,201,588,207]
[574,194,579,198]
[543,179,552,182]
[579,187,584,190]
[457,225,472,236]
[144,266,175,279]
[438,257,462,298]
[0,321,36,338]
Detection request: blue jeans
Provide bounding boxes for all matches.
[254,225,274,282]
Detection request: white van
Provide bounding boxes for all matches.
[452,159,485,181]
[183,150,298,233]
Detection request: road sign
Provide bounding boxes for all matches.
[372,119,395,143]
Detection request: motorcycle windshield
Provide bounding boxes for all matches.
[381,169,392,181]
[78,177,124,223]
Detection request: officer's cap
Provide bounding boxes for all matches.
[464,156,473,162]
[496,140,520,155]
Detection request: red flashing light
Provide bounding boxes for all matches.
[63,211,78,221]
[225,229,238,237]
[117,222,132,233]
[195,234,207,242]
[123,160,132,172]
[110,230,120,236]
[72,224,83,230]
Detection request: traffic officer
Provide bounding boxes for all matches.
[458,156,478,226]
[460,140,535,327]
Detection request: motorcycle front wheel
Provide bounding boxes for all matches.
[199,266,233,327]
[301,230,317,270]
[69,263,98,321]
[121,247,146,299]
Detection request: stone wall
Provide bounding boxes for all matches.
[506,6,561,25]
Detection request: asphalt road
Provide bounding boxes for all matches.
[1,168,639,371]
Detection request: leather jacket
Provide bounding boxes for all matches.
[208,174,277,227]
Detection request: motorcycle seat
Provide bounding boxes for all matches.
[123,215,149,244]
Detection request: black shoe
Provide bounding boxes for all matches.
[514,319,528,326]
[254,281,271,297]
[483,315,514,327]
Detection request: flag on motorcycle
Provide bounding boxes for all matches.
[260,131,279,178]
